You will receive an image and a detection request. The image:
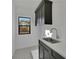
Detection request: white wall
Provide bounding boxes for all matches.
[15,0,66,49]
[12,0,16,56]
[15,0,42,49]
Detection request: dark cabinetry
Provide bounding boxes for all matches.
[39,40,53,59]
[39,40,65,59]
[35,0,52,26]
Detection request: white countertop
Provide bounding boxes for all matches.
[40,39,66,58]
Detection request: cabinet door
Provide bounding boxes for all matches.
[41,5,45,25]
[35,11,39,26]
[45,2,52,24]
[44,48,50,59]
[53,51,65,59]
[35,12,37,26]
[39,44,44,59]
[37,10,40,26]
[44,47,55,59]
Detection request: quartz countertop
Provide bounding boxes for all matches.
[40,39,66,58]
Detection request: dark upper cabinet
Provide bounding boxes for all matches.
[35,0,52,26]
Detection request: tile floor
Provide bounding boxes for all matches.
[13,46,38,59]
